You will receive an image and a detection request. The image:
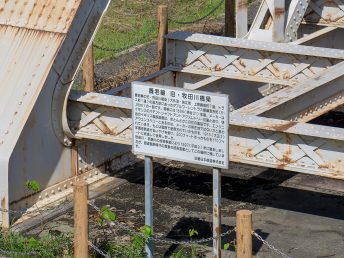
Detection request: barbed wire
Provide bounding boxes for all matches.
[252,231,291,258]
[89,201,234,246]
[168,0,225,25]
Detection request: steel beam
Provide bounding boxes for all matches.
[303,0,344,27]
[166,32,344,86]
[236,61,344,122]
[67,90,344,180]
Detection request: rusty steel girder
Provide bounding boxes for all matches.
[66,0,344,184]
[0,0,116,228]
[2,0,344,229]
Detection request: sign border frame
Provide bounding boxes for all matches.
[131,81,229,169]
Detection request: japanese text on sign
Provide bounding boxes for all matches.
[132,82,229,169]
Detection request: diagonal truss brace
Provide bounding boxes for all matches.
[67,90,344,180]
[237,61,344,121]
[166,32,344,85]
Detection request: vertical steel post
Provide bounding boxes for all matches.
[272,0,285,42]
[236,0,248,38]
[213,168,222,257]
[145,156,154,258]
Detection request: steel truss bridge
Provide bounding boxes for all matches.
[1,0,344,227]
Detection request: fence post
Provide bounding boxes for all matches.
[157,5,168,70]
[74,180,89,258]
[83,44,94,92]
[236,210,252,258]
[225,0,235,37]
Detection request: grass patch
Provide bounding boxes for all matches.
[94,0,225,61]
[0,230,73,257]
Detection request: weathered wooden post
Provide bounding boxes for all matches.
[74,180,89,258]
[83,44,94,92]
[157,5,168,70]
[225,0,235,37]
[236,210,252,258]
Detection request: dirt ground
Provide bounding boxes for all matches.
[32,161,344,257]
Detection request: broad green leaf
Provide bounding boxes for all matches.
[141,225,153,237]
[25,180,41,192]
[100,206,117,222]
[224,243,230,250]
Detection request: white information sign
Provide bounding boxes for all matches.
[132,82,229,169]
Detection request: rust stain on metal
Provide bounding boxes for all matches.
[239,59,246,68]
[248,68,257,76]
[319,164,331,169]
[0,0,82,34]
[274,8,285,18]
[214,204,218,217]
[215,226,220,235]
[270,121,298,131]
[246,148,254,157]
[282,70,291,80]
[84,95,98,101]
[237,0,248,9]
[213,64,222,71]
[285,134,292,145]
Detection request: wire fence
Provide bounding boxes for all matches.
[93,21,157,53]
[168,0,224,25]
[88,202,292,258]
[93,0,224,54]
[0,200,292,258]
